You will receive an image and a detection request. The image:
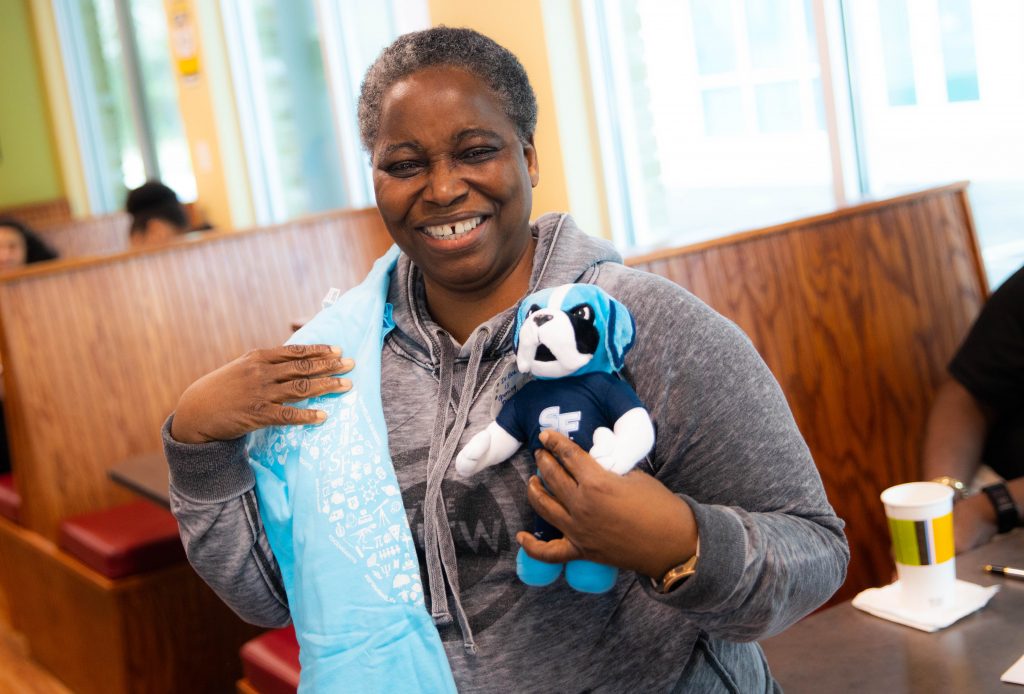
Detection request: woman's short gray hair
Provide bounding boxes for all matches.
[358,26,538,152]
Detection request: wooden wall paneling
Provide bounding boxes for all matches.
[0,199,71,230]
[626,184,987,602]
[35,212,130,259]
[0,207,392,540]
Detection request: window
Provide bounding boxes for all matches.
[844,0,1024,287]
[587,0,1024,286]
[585,0,834,249]
[221,0,428,223]
[53,0,197,213]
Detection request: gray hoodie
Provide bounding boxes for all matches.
[164,213,848,692]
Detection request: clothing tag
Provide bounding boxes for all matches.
[490,360,531,418]
[321,287,342,309]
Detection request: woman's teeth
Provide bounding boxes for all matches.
[423,216,483,238]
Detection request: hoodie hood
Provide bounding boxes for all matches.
[386,212,622,365]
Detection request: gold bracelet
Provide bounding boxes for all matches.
[652,537,700,594]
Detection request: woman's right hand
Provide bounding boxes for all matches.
[170,344,354,444]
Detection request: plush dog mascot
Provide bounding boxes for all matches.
[456,284,655,593]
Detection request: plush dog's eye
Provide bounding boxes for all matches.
[525,304,542,317]
[569,304,593,322]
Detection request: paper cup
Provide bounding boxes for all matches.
[881,482,955,611]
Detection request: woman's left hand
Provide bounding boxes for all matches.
[516,430,699,580]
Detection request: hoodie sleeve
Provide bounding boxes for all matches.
[603,267,849,642]
[162,416,291,628]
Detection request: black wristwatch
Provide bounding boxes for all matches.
[982,483,1021,534]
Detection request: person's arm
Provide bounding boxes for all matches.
[921,377,994,485]
[920,376,1012,552]
[164,416,291,627]
[950,476,1024,552]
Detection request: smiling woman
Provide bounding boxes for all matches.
[163,26,849,693]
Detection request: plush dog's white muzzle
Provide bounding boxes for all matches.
[517,309,591,378]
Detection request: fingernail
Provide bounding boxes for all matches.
[337,379,352,390]
[330,346,342,355]
[315,411,327,422]
[340,358,355,369]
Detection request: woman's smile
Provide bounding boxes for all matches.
[420,214,486,240]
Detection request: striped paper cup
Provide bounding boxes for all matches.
[881,482,955,611]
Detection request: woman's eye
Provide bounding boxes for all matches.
[462,147,496,162]
[386,161,422,177]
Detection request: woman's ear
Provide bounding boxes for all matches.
[524,136,540,188]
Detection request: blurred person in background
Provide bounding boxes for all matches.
[0,217,59,272]
[126,181,207,248]
[924,264,1024,551]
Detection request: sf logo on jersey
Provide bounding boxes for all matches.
[538,406,582,439]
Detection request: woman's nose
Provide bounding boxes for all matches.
[423,163,468,206]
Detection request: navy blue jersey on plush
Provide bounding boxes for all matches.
[496,372,644,454]
[496,372,644,541]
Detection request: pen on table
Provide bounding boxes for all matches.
[984,564,1024,581]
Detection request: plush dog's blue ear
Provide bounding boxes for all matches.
[604,295,636,371]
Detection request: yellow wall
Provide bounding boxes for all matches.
[0,0,63,207]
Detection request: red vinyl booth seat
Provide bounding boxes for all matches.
[57,500,186,579]
[0,474,21,523]
[241,625,301,694]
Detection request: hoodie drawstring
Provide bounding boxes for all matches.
[408,212,585,655]
[422,327,489,654]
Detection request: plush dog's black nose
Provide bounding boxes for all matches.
[532,314,553,327]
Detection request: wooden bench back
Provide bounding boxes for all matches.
[0,207,392,540]
[35,212,131,259]
[626,182,988,602]
[0,198,71,229]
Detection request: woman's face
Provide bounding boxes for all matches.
[131,218,182,249]
[0,226,28,271]
[371,66,539,296]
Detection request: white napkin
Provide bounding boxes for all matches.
[851,579,1000,632]
[1003,653,1024,685]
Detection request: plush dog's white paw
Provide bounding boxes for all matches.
[589,427,617,470]
[455,432,490,477]
[590,427,642,475]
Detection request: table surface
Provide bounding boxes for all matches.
[108,450,170,509]
[761,529,1024,693]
